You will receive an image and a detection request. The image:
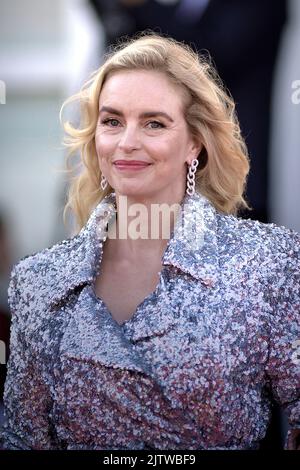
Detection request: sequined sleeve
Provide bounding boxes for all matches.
[0,263,57,450]
[265,230,300,449]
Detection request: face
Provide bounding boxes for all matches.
[95,69,201,203]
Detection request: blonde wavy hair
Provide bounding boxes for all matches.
[60,31,250,232]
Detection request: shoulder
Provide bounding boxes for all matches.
[11,234,80,279]
[215,213,300,286]
[8,234,81,313]
[217,212,300,259]
[215,215,300,316]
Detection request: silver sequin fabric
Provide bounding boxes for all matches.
[0,191,299,450]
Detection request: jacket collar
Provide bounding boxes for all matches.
[49,190,219,309]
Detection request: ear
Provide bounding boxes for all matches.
[186,139,203,165]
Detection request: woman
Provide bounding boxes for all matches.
[1,33,299,450]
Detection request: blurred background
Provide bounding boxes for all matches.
[0,0,299,449]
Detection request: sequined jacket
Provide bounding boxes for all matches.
[1,191,299,450]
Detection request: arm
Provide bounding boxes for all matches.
[0,263,58,449]
[265,231,300,450]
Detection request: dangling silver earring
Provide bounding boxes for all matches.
[186,158,199,196]
[100,174,108,191]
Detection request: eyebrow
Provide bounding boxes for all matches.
[99,106,174,123]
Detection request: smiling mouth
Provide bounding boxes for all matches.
[113,162,152,171]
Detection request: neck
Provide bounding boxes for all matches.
[105,187,187,262]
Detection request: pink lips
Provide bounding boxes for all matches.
[113,160,151,171]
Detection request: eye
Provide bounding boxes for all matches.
[101,118,120,127]
[147,121,165,129]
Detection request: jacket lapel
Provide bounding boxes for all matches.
[121,192,221,342]
[121,270,182,342]
[161,190,220,287]
[48,194,117,310]
[49,191,220,346]
[59,283,154,375]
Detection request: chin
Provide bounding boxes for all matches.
[114,182,152,198]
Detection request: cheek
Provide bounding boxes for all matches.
[95,132,116,157]
[160,133,186,155]
[150,137,178,161]
[156,138,187,167]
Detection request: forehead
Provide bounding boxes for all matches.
[99,69,187,112]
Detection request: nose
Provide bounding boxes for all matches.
[117,124,141,153]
